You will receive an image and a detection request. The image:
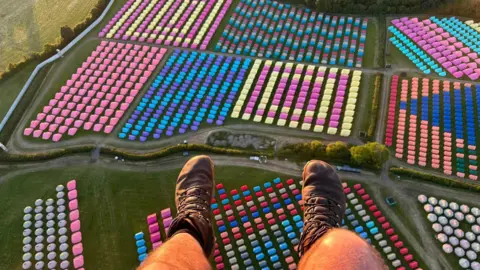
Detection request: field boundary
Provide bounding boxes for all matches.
[0,0,116,134]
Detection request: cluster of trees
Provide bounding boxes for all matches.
[278,141,389,170]
[301,0,480,19]
[0,0,109,81]
[367,73,383,139]
[390,167,480,192]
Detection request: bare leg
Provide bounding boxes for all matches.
[139,156,215,270]
[138,233,211,270]
[298,229,386,270]
[298,160,385,270]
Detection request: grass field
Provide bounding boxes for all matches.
[363,18,379,69]
[0,0,99,73]
[0,164,300,269]
[0,162,428,269]
[0,60,39,121]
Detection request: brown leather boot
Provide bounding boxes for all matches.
[167,155,215,257]
[298,160,346,257]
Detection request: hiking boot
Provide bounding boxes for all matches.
[167,155,215,257]
[298,160,346,257]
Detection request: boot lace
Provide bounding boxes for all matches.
[298,196,342,257]
[176,186,211,221]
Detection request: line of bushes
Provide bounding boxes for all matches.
[101,144,273,161]
[390,167,480,192]
[0,0,109,82]
[300,0,480,19]
[278,141,389,170]
[367,73,383,139]
[0,144,271,163]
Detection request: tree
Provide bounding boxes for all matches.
[60,26,75,43]
[350,142,389,169]
[311,140,327,158]
[326,141,350,160]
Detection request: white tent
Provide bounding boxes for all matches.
[460,204,470,214]
[459,258,469,269]
[427,213,437,222]
[443,243,453,253]
[439,199,448,208]
[450,202,459,211]
[436,233,447,243]
[454,247,465,257]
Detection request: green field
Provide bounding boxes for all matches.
[0,0,99,73]
[0,61,39,121]
[0,164,299,269]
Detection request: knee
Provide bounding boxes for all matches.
[300,229,385,269]
[318,229,371,249]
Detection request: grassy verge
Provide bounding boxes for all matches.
[367,74,383,140]
[0,61,41,121]
[390,167,480,192]
[363,17,380,68]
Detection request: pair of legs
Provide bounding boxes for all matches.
[139,156,385,270]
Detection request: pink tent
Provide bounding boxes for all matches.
[83,122,93,130]
[68,128,78,136]
[24,128,33,136]
[89,115,99,123]
[109,102,119,109]
[55,116,65,124]
[130,90,139,96]
[73,120,83,128]
[58,101,67,108]
[70,220,80,232]
[52,134,62,142]
[33,130,42,138]
[104,109,114,117]
[85,106,94,113]
[59,125,68,134]
[95,107,104,115]
[72,96,81,103]
[99,116,108,124]
[100,100,109,107]
[49,99,58,107]
[73,243,83,256]
[102,85,112,92]
[42,132,52,140]
[104,125,114,134]
[45,115,55,123]
[453,71,463,78]
[75,103,85,111]
[43,106,53,113]
[93,124,103,132]
[48,124,58,132]
[71,231,82,245]
[39,122,49,131]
